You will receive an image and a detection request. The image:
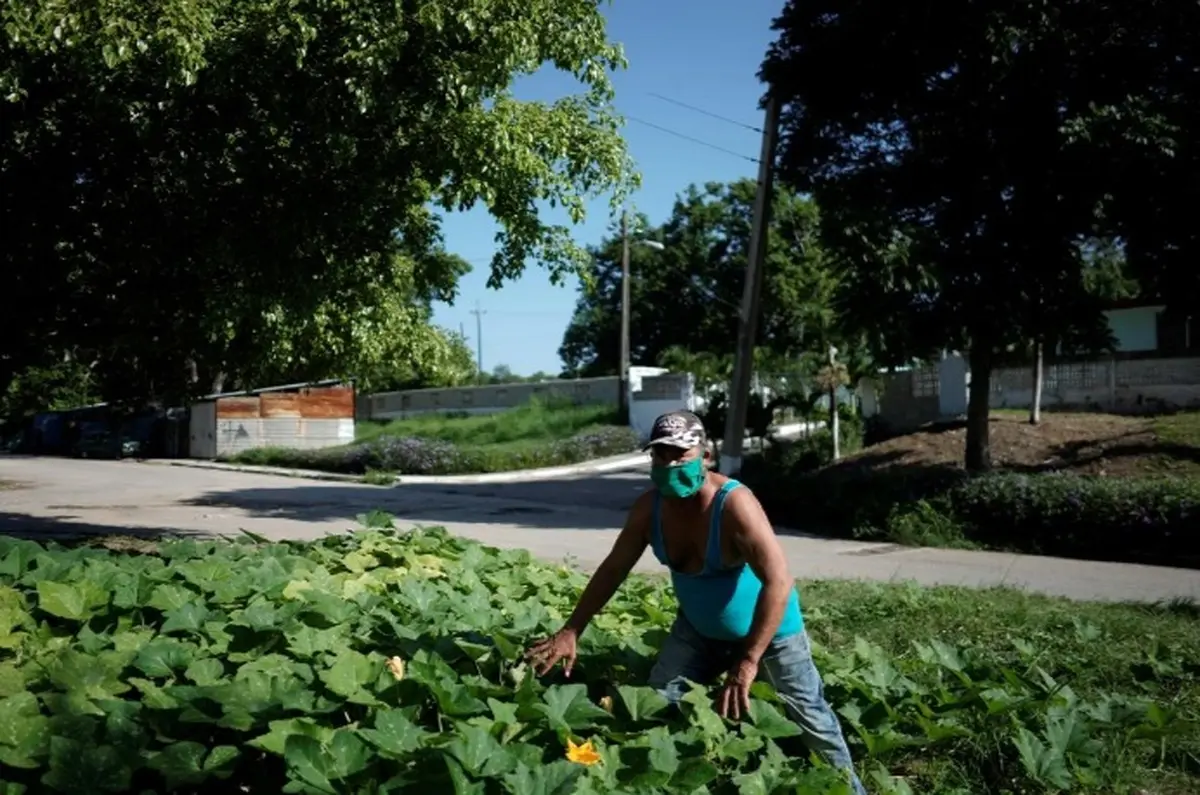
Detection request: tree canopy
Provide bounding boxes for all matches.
[558,179,865,384]
[1,0,636,404]
[762,0,1198,470]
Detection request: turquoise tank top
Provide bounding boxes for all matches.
[650,480,803,642]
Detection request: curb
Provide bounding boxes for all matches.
[143,451,648,485]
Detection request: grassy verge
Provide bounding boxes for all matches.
[0,525,1195,794]
[229,399,640,477]
[743,411,1200,568]
[799,579,1200,793]
[355,400,621,445]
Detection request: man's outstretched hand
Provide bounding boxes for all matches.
[717,657,758,719]
[525,628,579,677]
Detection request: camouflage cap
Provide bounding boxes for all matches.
[643,410,707,451]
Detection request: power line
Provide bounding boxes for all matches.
[647,92,764,134]
[624,115,760,164]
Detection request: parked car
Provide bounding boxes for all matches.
[72,429,142,459]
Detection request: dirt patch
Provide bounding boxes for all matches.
[847,412,1200,478]
[76,535,164,554]
[0,479,28,490]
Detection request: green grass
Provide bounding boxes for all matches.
[226,399,639,476]
[801,579,1200,792]
[355,398,622,447]
[1155,411,1200,448]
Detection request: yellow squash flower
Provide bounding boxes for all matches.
[386,656,405,681]
[565,738,602,766]
[599,695,614,714]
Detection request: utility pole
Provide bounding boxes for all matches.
[720,95,780,476]
[829,345,840,461]
[470,303,486,383]
[618,209,632,424]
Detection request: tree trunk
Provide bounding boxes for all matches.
[965,345,993,473]
[1029,339,1043,425]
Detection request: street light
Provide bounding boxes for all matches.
[618,246,741,423]
[618,216,665,423]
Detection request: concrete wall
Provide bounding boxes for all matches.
[866,355,1200,430]
[190,385,356,459]
[863,368,942,431]
[991,356,1200,412]
[630,373,696,440]
[360,376,620,421]
[213,418,355,458]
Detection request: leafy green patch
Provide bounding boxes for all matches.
[0,526,1195,793]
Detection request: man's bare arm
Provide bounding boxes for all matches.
[726,488,794,664]
[562,493,652,635]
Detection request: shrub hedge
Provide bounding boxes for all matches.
[228,426,641,476]
[942,472,1200,561]
[743,434,1200,567]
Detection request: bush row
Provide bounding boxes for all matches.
[229,426,641,476]
[743,436,1200,567]
[939,472,1200,562]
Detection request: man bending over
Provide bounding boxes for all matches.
[525,411,864,793]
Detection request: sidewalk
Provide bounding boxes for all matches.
[147,451,648,485]
[3,456,1199,604]
[449,524,1200,604]
[148,422,818,485]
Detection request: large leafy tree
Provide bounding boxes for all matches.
[197,252,477,394]
[559,180,853,379]
[1,0,636,404]
[762,0,1179,471]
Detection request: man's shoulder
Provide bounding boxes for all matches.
[722,479,768,524]
[629,487,658,514]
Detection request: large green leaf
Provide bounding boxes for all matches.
[502,761,582,795]
[616,685,670,723]
[39,737,131,793]
[0,693,50,768]
[146,741,241,788]
[35,580,109,621]
[358,709,428,758]
[319,650,379,703]
[283,732,371,793]
[537,684,610,733]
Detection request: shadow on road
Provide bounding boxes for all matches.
[0,511,206,545]
[180,471,650,531]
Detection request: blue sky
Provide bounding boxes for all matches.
[431,0,782,376]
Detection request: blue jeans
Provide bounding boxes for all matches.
[649,613,866,795]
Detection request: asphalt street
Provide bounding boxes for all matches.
[2,456,1198,603]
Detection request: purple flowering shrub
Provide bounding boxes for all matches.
[229,426,640,476]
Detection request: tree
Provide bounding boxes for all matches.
[1,0,636,404]
[187,251,478,394]
[762,0,1170,471]
[558,180,839,377]
[0,359,99,426]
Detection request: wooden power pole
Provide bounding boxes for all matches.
[720,96,781,475]
[470,303,486,383]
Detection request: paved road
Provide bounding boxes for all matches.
[2,456,1199,604]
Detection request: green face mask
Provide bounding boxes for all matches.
[651,456,707,499]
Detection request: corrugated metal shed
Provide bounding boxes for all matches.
[189,381,356,459]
